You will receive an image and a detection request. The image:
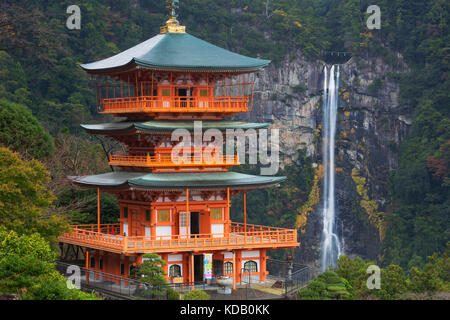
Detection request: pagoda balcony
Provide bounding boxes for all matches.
[58,222,298,254]
[98,96,250,115]
[109,154,240,170]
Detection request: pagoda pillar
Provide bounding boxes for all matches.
[97,188,101,233]
[190,252,194,290]
[226,187,230,234]
[161,253,169,279]
[243,191,247,242]
[186,188,189,238]
[232,250,236,290]
[150,207,156,239]
[183,253,190,283]
[235,250,242,285]
[260,249,267,282]
[85,250,89,285]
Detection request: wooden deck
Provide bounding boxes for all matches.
[58,223,299,254]
[109,154,239,171]
[98,96,249,115]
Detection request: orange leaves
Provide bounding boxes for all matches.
[427,156,448,179]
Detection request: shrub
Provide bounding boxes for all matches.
[298,271,352,300]
[167,287,180,300]
[183,290,210,300]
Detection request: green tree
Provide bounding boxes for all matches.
[136,253,167,285]
[334,255,374,298]
[0,99,53,159]
[410,243,450,294]
[298,270,352,300]
[0,147,68,242]
[334,255,410,300]
[375,265,408,300]
[0,228,99,300]
[0,52,31,106]
[134,253,170,299]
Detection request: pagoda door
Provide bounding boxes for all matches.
[129,207,143,237]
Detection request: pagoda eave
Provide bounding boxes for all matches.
[70,171,286,191]
[80,121,271,135]
[80,33,271,74]
[82,60,267,76]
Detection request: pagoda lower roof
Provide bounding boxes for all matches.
[71,171,285,190]
[81,120,271,134]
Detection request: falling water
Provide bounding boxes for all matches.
[321,65,343,272]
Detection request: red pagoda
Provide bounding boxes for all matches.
[58,2,299,289]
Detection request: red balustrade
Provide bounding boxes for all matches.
[58,222,298,253]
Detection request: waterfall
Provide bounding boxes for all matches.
[320,65,343,272]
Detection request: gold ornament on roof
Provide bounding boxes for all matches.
[160,0,186,34]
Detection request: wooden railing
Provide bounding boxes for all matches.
[58,222,298,253]
[98,96,249,114]
[109,154,239,168]
[72,224,120,234]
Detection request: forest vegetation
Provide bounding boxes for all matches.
[0,0,448,299]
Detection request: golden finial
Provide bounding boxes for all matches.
[160,0,186,34]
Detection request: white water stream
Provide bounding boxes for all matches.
[321,65,343,272]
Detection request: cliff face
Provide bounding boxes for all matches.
[235,50,411,274]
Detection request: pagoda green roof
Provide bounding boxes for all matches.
[71,171,286,190]
[81,120,271,134]
[80,33,270,73]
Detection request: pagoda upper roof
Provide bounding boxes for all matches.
[71,171,285,190]
[81,120,271,134]
[80,33,270,73]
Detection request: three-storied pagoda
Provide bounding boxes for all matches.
[58,1,299,288]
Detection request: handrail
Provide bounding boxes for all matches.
[230,222,294,232]
[73,224,120,235]
[109,154,240,167]
[58,222,298,253]
[55,261,206,298]
[73,223,120,229]
[98,95,250,114]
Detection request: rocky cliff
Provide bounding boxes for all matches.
[235,50,411,274]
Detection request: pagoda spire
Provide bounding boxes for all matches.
[160,0,186,34]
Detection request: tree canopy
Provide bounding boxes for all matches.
[0,228,99,300]
[0,147,67,242]
[0,99,53,159]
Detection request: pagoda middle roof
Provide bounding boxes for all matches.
[71,171,286,190]
[81,120,271,134]
[80,33,271,73]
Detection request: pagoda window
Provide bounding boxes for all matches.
[162,89,171,97]
[158,209,170,222]
[99,258,103,270]
[90,256,96,268]
[169,264,181,277]
[145,210,151,222]
[129,265,137,278]
[244,260,258,273]
[211,208,223,220]
[177,88,191,97]
[123,207,128,219]
[179,211,187,228]
[120,263,125,275]
[224,262,233,274]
